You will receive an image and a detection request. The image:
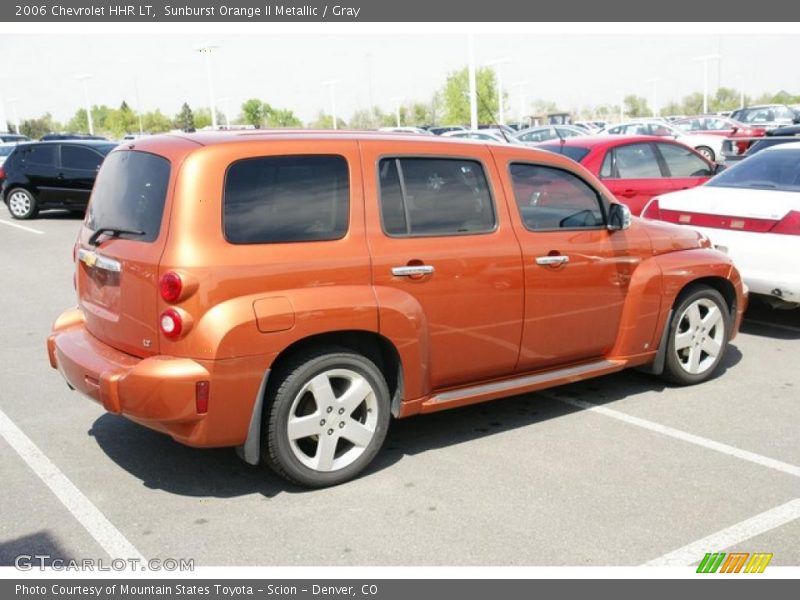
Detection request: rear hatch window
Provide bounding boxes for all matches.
[87,150,170,242]
[78,149,171,357]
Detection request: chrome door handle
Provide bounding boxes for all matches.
[391,265,435,277]
[535,255,569,266]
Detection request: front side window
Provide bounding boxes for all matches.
[608,143,662,179]
[224,155,350,244]
[510,163,605,230]
[378,157,495,236]
[656,143,713,178]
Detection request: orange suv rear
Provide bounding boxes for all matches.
[48,131,746,487]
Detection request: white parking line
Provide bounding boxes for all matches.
[644,498,800,566]
[552,396,800,478]
[0,219,45,235]
[0,407,145,561]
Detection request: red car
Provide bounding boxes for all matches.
[538,135,718,215]
[672,116,766,156]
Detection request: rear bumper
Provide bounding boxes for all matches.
[47,309,274,447]
[696,227,800,306]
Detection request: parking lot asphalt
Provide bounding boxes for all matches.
[0,212,798,567]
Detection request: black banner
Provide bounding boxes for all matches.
[4,579,799,600]
[3,0,800,22]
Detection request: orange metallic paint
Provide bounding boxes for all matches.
[49,132,745,449]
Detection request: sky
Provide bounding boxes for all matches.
[1,32,799,126]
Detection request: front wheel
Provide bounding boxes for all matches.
[7,188,38,220]
[695,145,715,162]
[263,348,391,487]
[661,285,730,385]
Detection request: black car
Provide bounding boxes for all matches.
[1,140,117,219]
[40,133,108,141]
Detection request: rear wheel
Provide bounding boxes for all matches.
[662,285,730,385]
[7,188,38,220]
[263,348,391,487]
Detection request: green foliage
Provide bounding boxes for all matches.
[308,111,346,129]
[623,95,650,118]
[441,66,499,125]
[19,113,60,139]
[174,102,195,131]
[141,110,172,133]
[239,99,303,128]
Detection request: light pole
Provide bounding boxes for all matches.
[391,97,401,127]
[693,53,720,114]
[195,42,220,129]
[645,78,661,117]
[365,52,374,110]
[76,74,94,135]
[467,34,478,130]
[511,81,528,127]
[324,81,339,130]
[220,97,232,129]
[6,98,20,134]
[486,57,511,125]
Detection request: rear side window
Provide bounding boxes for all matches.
[224,155,349,244]
[23,145,57,167]
[656,143,713,178]
[86,151,170,243]
[510,163,605,230]
[62,145,103,170]
[610,143,662,178]
[378,157,495,236]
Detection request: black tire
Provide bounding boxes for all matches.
[6,187,38,220]
[661,285,730,385]
[263,347,391,488]
[695,146,715,162]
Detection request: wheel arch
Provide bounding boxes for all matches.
[236,329,404,466]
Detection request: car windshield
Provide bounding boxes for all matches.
[538,144,591,163]
[707,148,800,192]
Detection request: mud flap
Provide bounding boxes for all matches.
[637,309,673,376]
[235,369,270,465]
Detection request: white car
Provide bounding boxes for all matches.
[641,143,800,308]
[442,129,509,143]
[602,121,725,163]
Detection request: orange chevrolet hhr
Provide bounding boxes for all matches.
[48,131,745,487]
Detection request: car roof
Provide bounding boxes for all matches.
[17,139,116,147]
[763,140,800,151]
[537,134,674,149]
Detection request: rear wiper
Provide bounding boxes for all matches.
[88,227,145,246]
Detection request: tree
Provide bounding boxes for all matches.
[264,105,302,127]
[441,66,499,125]
[141,110,172,133]
[174,102,195,131]
[623,95,650,118]
[349,106,387,129]
[240,98,264,128]
[308,111,346,129]
[19,113,60,139]
[194,107,213,129]
[105,101,138,137]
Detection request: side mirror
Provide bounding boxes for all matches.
[608,203,631,231]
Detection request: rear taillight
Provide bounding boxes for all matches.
[195,381,210,414]
[641,199,661,220]
[0,166,5,179]
[159,271,183,303]
[159,308,183,339]
[770,211,800,236]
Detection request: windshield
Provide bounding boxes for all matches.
[86,150,171,243]
[707,148,800,192]
[538,144,591,163]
